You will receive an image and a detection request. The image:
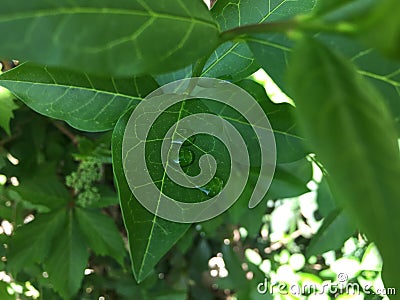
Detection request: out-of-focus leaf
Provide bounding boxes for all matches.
[0,87,17,135]
[0,156,5,170]
[288,37,400,289]
[312,0,356,16]
[0,281,14,300]
[316,177,337,218]
[306,210,356,257]
[357,0,400,60]
[320,36,400,130]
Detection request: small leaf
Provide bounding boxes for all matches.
[316,177,337,218]
[0,86,17,135]
[0,63,158,131]
[306,210,356,257]
[11,166,70,209]
[288,37,400,289]
[267,158,312,199]
[75,207,126,266]
[45,209,89,299]
[112,109,189,283]
[7,209,67,275]
[0,0,220,76]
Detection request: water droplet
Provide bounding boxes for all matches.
[198,176,224,197]
[173,148,194,167]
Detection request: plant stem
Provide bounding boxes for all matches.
[220,20,299,42]
[52,120,78,145]
[219,18,356,43]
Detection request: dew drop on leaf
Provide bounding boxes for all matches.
[197,176,224,197]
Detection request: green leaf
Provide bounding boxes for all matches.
[288,38,400,289]
[87,186,119,208]
[0,0,220,76]
[267,158,312,199]
[311,0,376,19]
[75,207,126,266]
[312,0,356,16]
[11,166,70,209]
[112,109,189,283]
[45,209,89,299]
[248,26,400,120]
[203,0,315,81]
[0,63,158,131]
[228,158,312,233]
[7,209,67,275]
[0,86,17,135]
[320,36,400,128]
[236,79,308,163]
[316,177,337,218]
[306,210,356,257]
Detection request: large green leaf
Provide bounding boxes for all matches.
[45,209,89,299]
[205,0,315,81]
[7,209,66,275]
[0,63,158,131]
[112,109,189,283]
[288,38,400,290]
[75,207,126,266]
[0,0,219,76]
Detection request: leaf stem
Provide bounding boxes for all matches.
[220,20,299,42]
[219,18,356,43]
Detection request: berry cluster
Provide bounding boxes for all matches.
[65,158,102,207]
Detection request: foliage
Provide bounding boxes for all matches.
[0,0,399,299]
